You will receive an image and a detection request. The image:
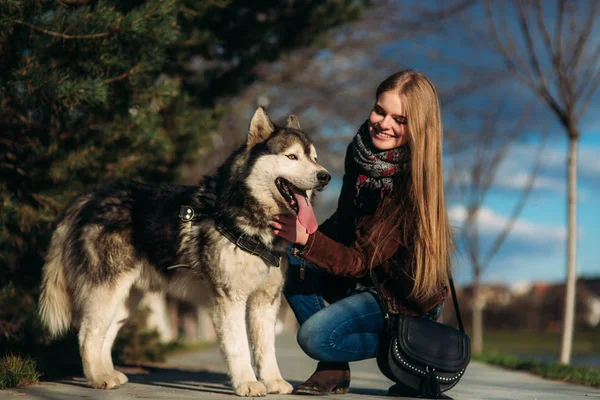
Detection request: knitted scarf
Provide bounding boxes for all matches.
[352,121,410,208]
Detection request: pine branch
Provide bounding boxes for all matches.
[104,65,144,84]
[8,18,111,39]
[180,1,228,17]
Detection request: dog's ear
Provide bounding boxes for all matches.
[286,115,300,130]
[248,107,275,147]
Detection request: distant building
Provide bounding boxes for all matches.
[580,277,600,327]
[447,276,600,331]
[461,283,513,308]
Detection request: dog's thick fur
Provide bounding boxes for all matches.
[38,108,330,396]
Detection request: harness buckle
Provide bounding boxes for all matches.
[235,233,247,248]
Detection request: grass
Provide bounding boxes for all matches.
[480,330,600,355]
[0,300,189,390]
[0,354,40,389]
[474,352,600,388]
[474,330,600,388]
[164,340,217,358]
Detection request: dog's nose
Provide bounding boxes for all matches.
[317,171,331,185]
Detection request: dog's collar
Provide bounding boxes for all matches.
[215,218,281,268]
[178,206,281,268]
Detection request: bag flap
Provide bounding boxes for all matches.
[396,315,470,371]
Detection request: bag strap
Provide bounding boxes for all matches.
[371,269,465,333]
[448,277,465,333]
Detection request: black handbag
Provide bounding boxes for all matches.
[374,274,470,399]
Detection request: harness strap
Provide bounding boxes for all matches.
[216,220,281,268]
[178,205,281,268]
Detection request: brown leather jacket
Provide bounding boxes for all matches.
[291,144,447,316]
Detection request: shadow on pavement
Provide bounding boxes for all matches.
[349,387,389,397]
[50,365,392,397]
[127,365,234,394]
[51,364,234,395]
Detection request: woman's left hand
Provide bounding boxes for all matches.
[271,214,310,246]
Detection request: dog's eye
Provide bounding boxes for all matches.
[286,154,298,161]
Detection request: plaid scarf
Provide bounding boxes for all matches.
[352,121,410,208]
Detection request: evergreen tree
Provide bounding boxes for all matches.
[0,0,370,293]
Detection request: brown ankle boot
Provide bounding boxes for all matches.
[294,361,351,395]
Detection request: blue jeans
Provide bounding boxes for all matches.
[284,251,443,363]
[284,255,385,362]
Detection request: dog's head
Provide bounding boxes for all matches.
[244,107,331,230]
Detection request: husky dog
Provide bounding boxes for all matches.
[38,107,330,396]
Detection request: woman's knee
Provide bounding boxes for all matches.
[297,319,329,360]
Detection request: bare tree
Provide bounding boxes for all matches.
[216,0,482,175]
[484,0,600,364]
[447,103,547,353]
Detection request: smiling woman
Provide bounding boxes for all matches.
[368,91,410,150]
[271,69,456,397]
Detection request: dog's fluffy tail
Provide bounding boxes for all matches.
[39,225,72,338]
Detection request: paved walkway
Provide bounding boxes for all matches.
[2,334,599,400]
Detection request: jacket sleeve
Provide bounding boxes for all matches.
[314,143,356,241]
[293,201,402,278]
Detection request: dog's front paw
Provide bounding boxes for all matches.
[235,381,268,397]
[88,374,121,389]
[113,370,128,385]
[263,378,294,394]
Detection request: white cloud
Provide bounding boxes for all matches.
[493,172,564,192]
[445,142,599,195]
[510,143,600,180]
[448,205,566,244]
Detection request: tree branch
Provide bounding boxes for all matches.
[577,65,600,120]
[575,41,600,100]
[480,102,532,196]
[515,1,548,91]
[484,0,535,86]
[566,1,599,81]
[8,18,110,40]
[104,65,143,84]
[533,0,555,62]
[481,129,549,272]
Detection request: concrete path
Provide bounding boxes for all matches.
[2,334,599,400]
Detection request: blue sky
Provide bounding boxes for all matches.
[228,1,599,288]
[448,134,600,286]
[374,2,599,287]
[335,2,599,287]
[313,120,599,288]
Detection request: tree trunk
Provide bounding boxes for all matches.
[472,268,483,354]
[560,136,578,364]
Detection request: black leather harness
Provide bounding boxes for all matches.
[178,205,281,268]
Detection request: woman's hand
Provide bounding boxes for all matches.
[271,214,310,246]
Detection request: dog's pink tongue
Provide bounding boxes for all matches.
[293,192,318,234]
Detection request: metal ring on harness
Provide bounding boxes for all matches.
[179,205,195,222]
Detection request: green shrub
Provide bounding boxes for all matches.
[0,286,178,388]
[113,307,181,365]
[0,354,40,389]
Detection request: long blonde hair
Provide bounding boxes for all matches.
[369,70,453,299]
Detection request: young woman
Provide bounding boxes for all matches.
[271,70,453,396]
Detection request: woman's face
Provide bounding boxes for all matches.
[368,90,410,151]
